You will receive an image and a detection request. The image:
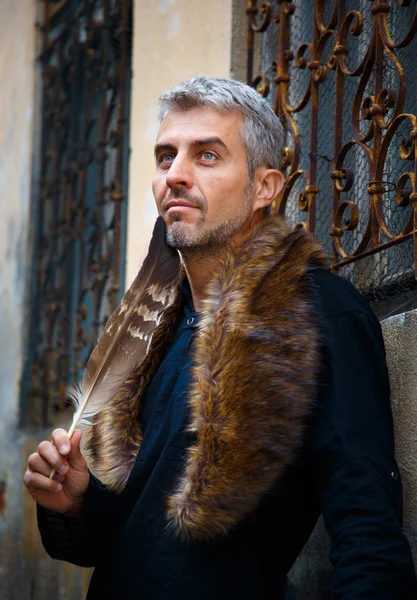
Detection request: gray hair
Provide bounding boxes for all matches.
[157,76,284,179]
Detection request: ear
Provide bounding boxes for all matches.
[252,168,284,213]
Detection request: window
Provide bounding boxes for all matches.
[246,0,417,317]
[22,0,132,427]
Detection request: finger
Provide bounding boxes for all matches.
[28,452,68,478]
[24,470,62,494]
[51,428,71,455]
[70,428,82,451]
[37,441,70,475]
[23,468,38,492]
[67,429,87,470]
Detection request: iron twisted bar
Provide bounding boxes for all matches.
[24,0,132,426]
[247,0,417,291]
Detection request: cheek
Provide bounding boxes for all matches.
[152,178,165,205]
[151,178,158,197]
[207,175,247,210]
[205,175,234,199]
[204,175,218,191]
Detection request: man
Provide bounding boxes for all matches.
[24,76,417,599]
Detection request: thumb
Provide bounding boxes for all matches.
[67,429,87,469]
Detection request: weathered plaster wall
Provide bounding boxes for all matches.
[0,0,38,595]
[382,309,417,558]
[0,2,92,598]
[126,0,233,286]
[231,0,250,82]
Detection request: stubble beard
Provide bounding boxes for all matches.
[165,185,253,258]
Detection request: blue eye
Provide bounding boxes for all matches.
[160,154,174,163]
[201,151,216,161]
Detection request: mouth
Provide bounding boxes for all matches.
[165,200,199,213]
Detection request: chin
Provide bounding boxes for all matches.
[165,221,199,249]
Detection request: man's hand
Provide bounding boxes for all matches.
[23,428,89,515]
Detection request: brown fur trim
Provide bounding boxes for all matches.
[166,220,326,540]
[85,216,327,539]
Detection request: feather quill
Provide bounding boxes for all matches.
[50,217,180,478]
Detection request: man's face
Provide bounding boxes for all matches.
[152,106,255,253]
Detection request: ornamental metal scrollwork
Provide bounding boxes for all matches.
[22,0,132,427]
[247,0,417,303]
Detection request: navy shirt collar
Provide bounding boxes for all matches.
[179,278,198,328]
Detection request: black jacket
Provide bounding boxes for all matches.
[38,268,417,599]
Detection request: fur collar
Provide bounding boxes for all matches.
[85,216,327,540]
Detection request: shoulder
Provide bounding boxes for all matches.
[307,266,375,320]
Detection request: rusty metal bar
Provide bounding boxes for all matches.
[22,0,132,427]
[246,0,417,295]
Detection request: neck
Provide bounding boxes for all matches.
[179,249,224,312]
[179,211,266,312]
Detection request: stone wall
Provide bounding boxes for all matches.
[0,1,40,596]
[383,309,417,558]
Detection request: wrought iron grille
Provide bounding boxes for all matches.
[22,0,132,427]
[247,0,417,310]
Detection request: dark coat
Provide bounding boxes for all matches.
[38,217,417,599]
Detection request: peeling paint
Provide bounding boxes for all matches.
[157,0,176,13]
[144,188,158,225]
[145,104,159,141]
[166,11,180,41]
[382,308,417,559]
[0,1,93,599]
[0,481,5,515]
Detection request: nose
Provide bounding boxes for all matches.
[165,154,193,190]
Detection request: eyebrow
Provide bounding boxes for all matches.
[154,136,231,158]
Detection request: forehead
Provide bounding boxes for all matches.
[156,106,244,147]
